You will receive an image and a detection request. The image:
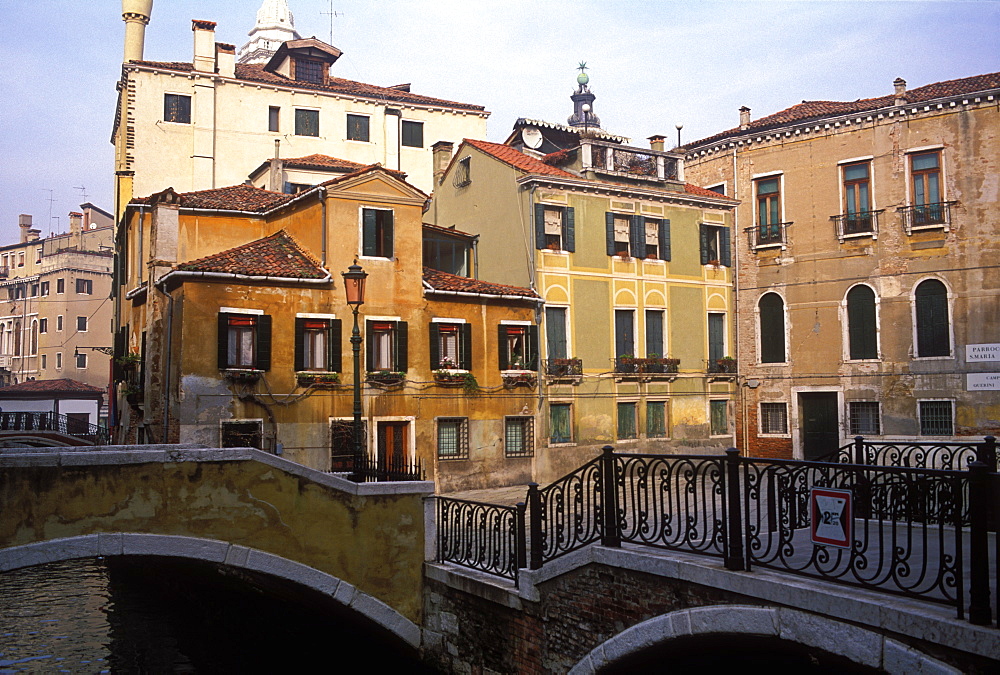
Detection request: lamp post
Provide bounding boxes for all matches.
[342,261,368,480]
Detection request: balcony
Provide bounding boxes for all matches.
[613,357,680,378]
[898,201,956,234]
[580,139,683,185]
[544,358,583,379]
[707,357,737,374]
[745,222,793,250]
[0,266,8,279]
[832,210,883,241]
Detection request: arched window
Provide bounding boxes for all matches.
[915,279,950,357]
[846,285,877,360]
[29,320,38,356]
[758,293,786,363]
[13,321,21,357]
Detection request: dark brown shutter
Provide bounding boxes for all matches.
[294,318,305,371]
[497,324,509,370]
[218,313,230,369]
[329,319,342,372]
[461,324,473,371]
[256,315,272,371]
[428,323,440,369]
[395,321,408,372]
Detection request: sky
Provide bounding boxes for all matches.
[1,0,997,242]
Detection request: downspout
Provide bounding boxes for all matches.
[319,186,328,266]
[526,184,538,290]
[162,289,174,443]
[731,145,747,454]
[472,234,480,279]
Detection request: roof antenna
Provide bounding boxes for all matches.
[321,1,343,45]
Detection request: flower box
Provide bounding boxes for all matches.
[297,372,340,387]
[367,371,406,385]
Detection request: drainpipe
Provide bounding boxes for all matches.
[471,234,479,279]
[731,145,746,454]
[319,186,328,267]
[162,289,174,443]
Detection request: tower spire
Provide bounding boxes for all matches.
[567,62,601,129]
[238,0,302,64]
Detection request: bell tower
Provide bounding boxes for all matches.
[238,0,302,64]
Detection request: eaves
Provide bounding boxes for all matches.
[515,174,740,209]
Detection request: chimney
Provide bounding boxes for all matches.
[121,0,153,63]
[648,135,666,152]
[192,20,217,72]
[269,139,284,192]
[739,106,751,131]
[18,215,32,243]
[69,212,83,235]
[216,42,235,78]
[432,140,455,186]
[893,77,907,106]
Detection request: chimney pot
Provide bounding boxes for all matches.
[192,19,217,72]
[739,106,751,131]
[432,141,455,186]
[893,77,907,105]
[648,135,666,152]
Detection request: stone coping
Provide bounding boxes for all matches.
[0,445,435,498]
[426,543,999,663]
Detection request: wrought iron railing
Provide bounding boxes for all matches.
[818,435,995,472]
[898,201,956,234]
[832,210,884,240]
[745,222,793,249]
[613,357,680,375]
[544,358,583,377]
[0,411,109,445]
[350,451,423,482]
[527,456,604,567]
[583,140,681,183]
[436,497,525,583]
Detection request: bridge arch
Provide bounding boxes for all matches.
[0,532,420,649]
[569,604,954,674]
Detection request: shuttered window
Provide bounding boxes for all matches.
[617,402,637,440]
[366,320,407,372]
[429,322,472,370]
[218,313,271,370]
[362,208,394,258]
[914,279,950,357]
[545,307,567,360]
[294,318,341,372]
[498,324,538,370]
[549,404,572,444]
[758,293,786,363]
[615,310,635,357]
[534,204,575,252]
[645,310,664,357]
[699,224,731,267]
[846,285,878,360]
[647,401,667,438]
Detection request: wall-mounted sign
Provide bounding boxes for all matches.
[967,344,1000,362]
[968,373,1000,391]
[810,487,852,549]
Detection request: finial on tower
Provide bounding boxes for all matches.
[568,62,600,129]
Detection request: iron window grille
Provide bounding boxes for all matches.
[295,109,319,137]
[163,93,191,124]
[437,418,469,459]
[221,420,263,449]
[347,114,370,142]
[919,401,954,436]
[848,401,881,435]
[505,416,534,457]
[760,402,788,434]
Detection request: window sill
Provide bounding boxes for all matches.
[345,139,371,144]
[911,355,953,361]
[844,358,881,363]
[908,223,947,232]
[839,232,876,241]
[753,243,784,251]
[548,441,576,448]
[358,255,394,262]
[758,433,791,439]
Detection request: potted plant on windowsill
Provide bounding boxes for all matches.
[714,356,737,374]
[502,372,536,388]
[297,372,339,387]
[433,369,468,386]
[367,370,405,385]
[223,368,263,383]
[116,353,141,370]
[615,354,637,373]
[122,384,142,405]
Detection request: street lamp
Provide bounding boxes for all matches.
[342,261,368,480]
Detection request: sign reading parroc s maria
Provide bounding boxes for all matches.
[967,344,1000,362]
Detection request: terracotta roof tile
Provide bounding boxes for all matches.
[0,378,104,395]
[178,230,328,279]
[131,184,295,213]
[684,183,736,200]
[422,222,477,240]
[464,139,577,178]
[129,61,487,113]
[282,154,366,172]
[423,268,539,299]
[690,72,1000,148]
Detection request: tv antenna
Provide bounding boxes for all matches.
[74,185,89,203]
[43,189,57,236]
[321,1,343,45]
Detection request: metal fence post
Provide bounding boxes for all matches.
[853,435,866,465]
[977,436,997,473]
[527,482,542,570]
[724,448,745,571]
[515,501,527,573]
[600,445,621,548]
[968,461,992,626]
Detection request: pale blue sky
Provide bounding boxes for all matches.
[1,0,997,241]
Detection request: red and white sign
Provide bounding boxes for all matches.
[810,487,852,549]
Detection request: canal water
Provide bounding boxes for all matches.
[0,557,432,673]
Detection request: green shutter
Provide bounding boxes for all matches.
[428,323,440,369]
[545,307,567,360]
[563,207,575,253]
[395,321,408,372]
[218,313,230,369]
[915,280,949,357]
[699,224,710,265]
[460,324,473,371]
[294,318,305,371]
[498,324,509,370]
[362,209,377,257]
[721,226,732,267]
[606,212,616,256]
[630,215,645,258]
[847,286,877,359]
[535,203,547,250]
[645,310,663,357]
[256,314,272,371]
[526,325,539,370]
[660,219,671,261]
[758,293,785,363]
[365,320,375,371]
[329,319,342,372]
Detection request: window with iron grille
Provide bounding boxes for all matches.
[505,416,534,457]
[710,400,729,436]
[755,177,783,245]
[330,420,364,472]
[919,401,953,436]
[910,151,943,226]
[347,114,370,142]
[760,402,788,434]
[164,93,191,124]
[617,402,637,440]
[848,402,881,435]
[401,120,423,148]
[295,58,324,83]
[295,109,319,137]
[454,157,471,187]
[549,404,572,444]
[437,418,469,459]
[221,420,262,449]
[647,400,667,438]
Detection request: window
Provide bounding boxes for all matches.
[17,252,24,267]
[645,310,664,357]
[760,402,788,434]
[330,420,364,471]
[549,403,572,444]
[77,316,88,332]
[221,420,263,449]
[498,324,537,370]
[57,278,64,294]
[401,120,423,148]
[39,318,47,334]
[347,114,370,142]
[708,313,726,364]
[437,418,469,459]
[295,317,341,371]
[605,213,631,256]
[545,307,568,360]
[268,106,280,132]
[758,293,786,364]
[57,315,63,331]
[41,354,46,369]
[218,312,271,370]
[30,284,38,297]
[454,157,471,187]
[535,205,575,252]
[295,58,324,83]
[614,309,635,357]
[76,278,92,294]
[40,281,49,296]
[842,162,872,234]
[35,248,41,264]
[914,279,950,357]
[710,400,729,436]
[643,218,671,260]
[164,93,191,124]
[911,151,942,225]
[295,109,319,137]
[617,402,637,440]
[361,208,394,258]
[29,321,37,355]
[848,402,881,435]
[366,320,407,372]
[56,352,62,369]
[605,214,671,260]
[700,224,731,266]
[707,183,726,196]
[430,322,472,370]
[846,285,878,360]
[919,400,953,436]
[505,416,534,457]
[755,177,783,246]
[647,401,667,438]
[76,352,87,369]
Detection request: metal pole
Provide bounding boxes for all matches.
[351,305,363,480]
[968,461,992,625]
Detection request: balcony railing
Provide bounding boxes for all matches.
[707,358,737,374]
[832,210,883,241]
[898,201,956,234]
[613,357,680,375]
[581,139,683,184]
[0,411,109,445]
[544,358,583,377]
[0,266,8,279]
[745,222,793,249]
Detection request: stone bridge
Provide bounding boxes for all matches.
[0,445,432,649]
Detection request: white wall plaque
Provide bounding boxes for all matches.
[967,344,1000,361]
[967,373,1000,391]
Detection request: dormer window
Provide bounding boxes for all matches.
[295,59,325,84]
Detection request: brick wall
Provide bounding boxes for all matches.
[740,401,793,459]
